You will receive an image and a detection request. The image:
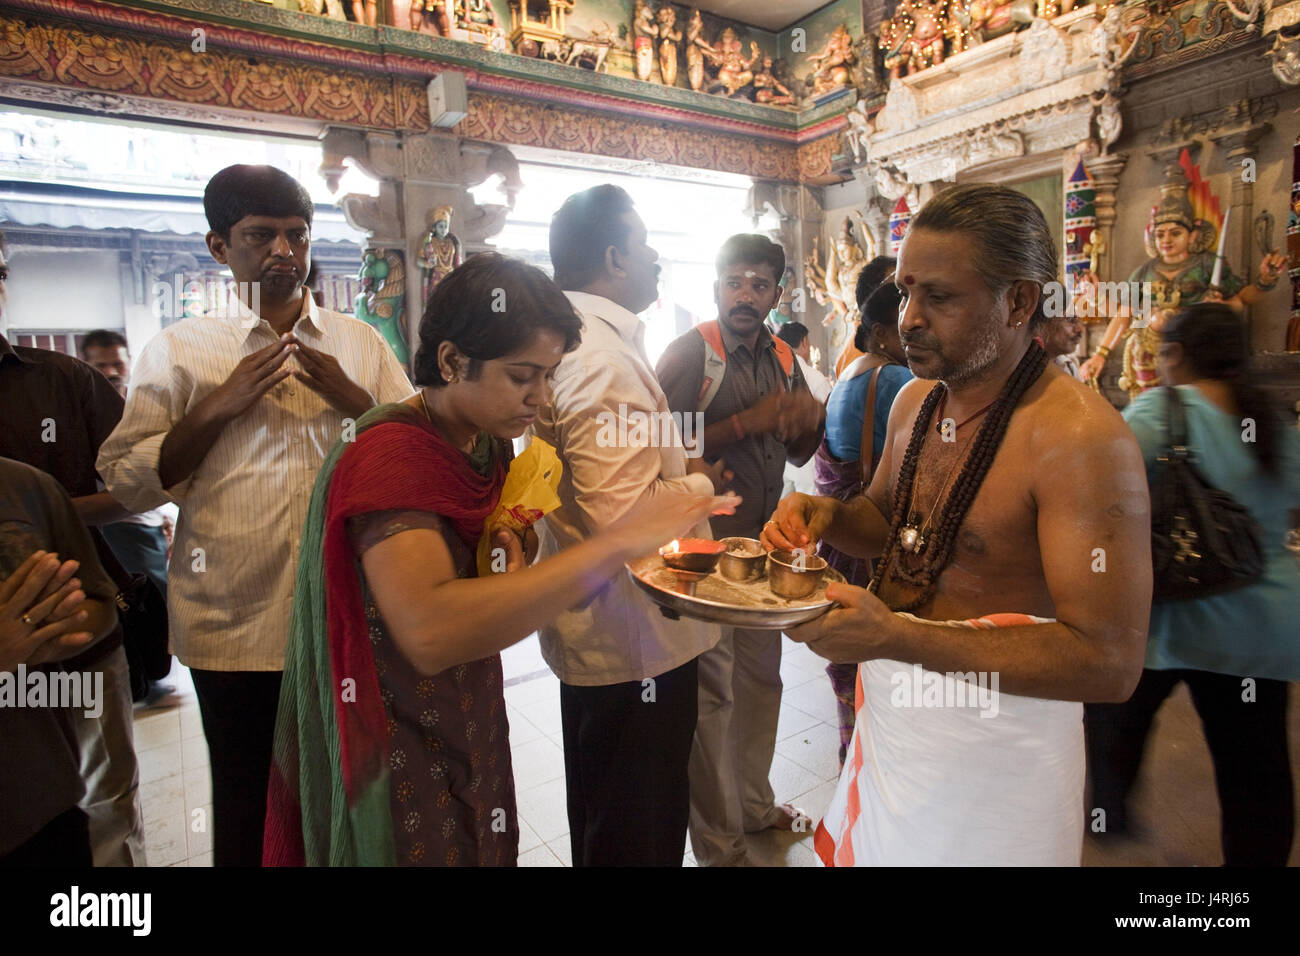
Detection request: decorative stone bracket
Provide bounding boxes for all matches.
[320,123,521,346]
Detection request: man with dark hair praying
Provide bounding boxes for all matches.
[657,233,825,866]
[765,185,1152,866]
[97,164,413,867]
[531,184,732,867]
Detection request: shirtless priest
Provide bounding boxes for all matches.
[763,184,1152,867]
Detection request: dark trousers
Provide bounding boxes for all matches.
[191,669,283,867]
[1085,667,1294,867]
[1,807,92,867]
[560,658,698,866]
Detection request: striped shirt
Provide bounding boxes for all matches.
[96,291,413,671]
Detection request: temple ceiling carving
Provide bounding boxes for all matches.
[0,0,1288,189]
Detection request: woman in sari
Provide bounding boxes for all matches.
[265,253,729,866]
[813,276,911,767]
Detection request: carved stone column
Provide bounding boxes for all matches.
[320,125,520,353]
[1211,123,1272,336]
[1083,150,1128,285]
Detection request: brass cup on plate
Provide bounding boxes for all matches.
[767,548,828,600]
[718,537,767,582]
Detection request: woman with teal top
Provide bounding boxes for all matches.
[814,276,912,767]
[1086,303,1299,866]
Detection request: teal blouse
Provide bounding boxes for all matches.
[1123,386,1300,680]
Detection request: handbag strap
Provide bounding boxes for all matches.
[860,366,881,478]
[1162,385,1189,458]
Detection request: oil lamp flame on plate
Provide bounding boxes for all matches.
[658,538,725,594]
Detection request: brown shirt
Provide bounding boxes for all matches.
[657,320,810,539]
[0,336,124,499]
[0,336,125,665]
[0,458,118,854]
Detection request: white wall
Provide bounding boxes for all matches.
[5,249,125,333]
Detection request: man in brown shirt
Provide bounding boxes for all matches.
[1,458,121,864]
[656,234,824,866]
[0,232,145,865]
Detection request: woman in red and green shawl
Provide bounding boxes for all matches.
[265,254,729,866]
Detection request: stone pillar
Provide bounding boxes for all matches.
[320,125,520,353]
[1083,150,1127,285]
[1211,123,1271,338]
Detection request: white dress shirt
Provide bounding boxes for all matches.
[784,354,831,496]
[529,291,720,686]
[96,291,413,671]
[797,354,833,404]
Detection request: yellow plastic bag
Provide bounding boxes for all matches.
[476,438,563,576]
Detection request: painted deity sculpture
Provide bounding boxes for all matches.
[685,9,714,91]
[965,0,1037,42]
[753,56,796,106]
[706,28,762,97]
[807,215,873,370]
[459,0,496,28]
[878,1,945,78]
[807,24,858,95]
[416,206,463,308]
[904,1,947,71]
[879,12,912,80]
[355,249,410,366]
[1079,159,1286,397]
[351,0,377,27]
[410,0,452,35]
[657,5,682,87]
[634,0,658,83]
[457,0,496,42]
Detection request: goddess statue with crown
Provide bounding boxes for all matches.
[1079,152,1286,398]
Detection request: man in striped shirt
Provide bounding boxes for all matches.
[98,165,412,866]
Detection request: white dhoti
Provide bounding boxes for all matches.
[814,613,1084,867]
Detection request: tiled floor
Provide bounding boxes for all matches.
[132,636,1300,867]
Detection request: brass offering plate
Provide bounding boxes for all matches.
[625,553,844,630]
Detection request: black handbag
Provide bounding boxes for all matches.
[1149,386,1264,603]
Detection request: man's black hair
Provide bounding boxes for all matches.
[776,321,809,350]
[549,184,638,291]
[81,329,129,356]
[413,252,583,388]
[716,234,785,281]
[203,165,314,241]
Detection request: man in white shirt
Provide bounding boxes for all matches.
[776,321,831,497]
[97,165,412,866]
[531,185,730,866]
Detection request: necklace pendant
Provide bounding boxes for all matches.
[900,525,921,553]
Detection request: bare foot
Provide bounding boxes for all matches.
[768,803,810,832]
